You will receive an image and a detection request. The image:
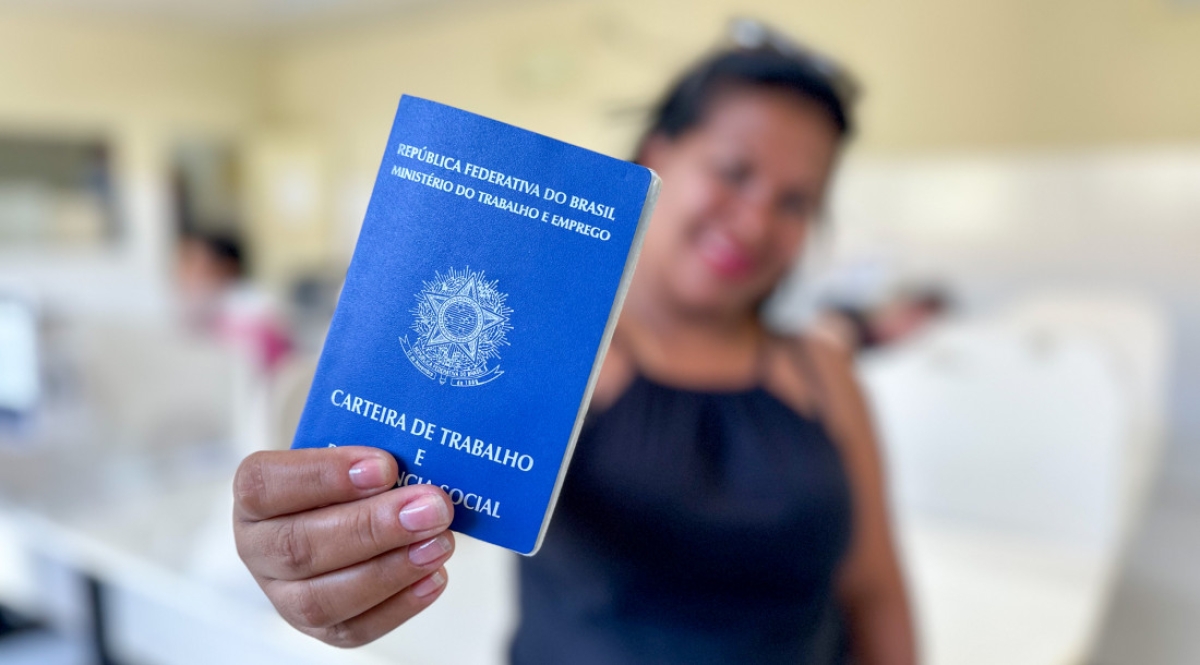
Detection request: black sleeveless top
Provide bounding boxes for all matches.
[511,340,855,665]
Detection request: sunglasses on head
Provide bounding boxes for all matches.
[724,17,861,110]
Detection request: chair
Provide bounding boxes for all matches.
[991,290,1170,533]
[860,319,1132,665]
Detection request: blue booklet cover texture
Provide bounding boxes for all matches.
[292,96,659,554]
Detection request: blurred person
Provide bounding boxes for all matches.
[231,21,915,665]
[816,285,952,353]
[175,231,292,373]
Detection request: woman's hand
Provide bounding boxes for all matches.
[233,446,455,647]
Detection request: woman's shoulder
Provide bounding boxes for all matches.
[589,335,639,413]
[770,326,856,370]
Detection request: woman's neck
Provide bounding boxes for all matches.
[620,275,762,354]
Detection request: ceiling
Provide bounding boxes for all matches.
[0,0,458,34]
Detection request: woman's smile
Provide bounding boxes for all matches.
[695,227,756,281]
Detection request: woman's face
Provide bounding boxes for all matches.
[637,88,841,318]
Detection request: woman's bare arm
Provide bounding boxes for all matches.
[806,336,917,665]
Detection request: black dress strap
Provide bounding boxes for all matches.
[784,336,831,422]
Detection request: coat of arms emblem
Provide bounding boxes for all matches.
[400,267,512,386]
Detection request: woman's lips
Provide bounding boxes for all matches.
[697,231,755,280]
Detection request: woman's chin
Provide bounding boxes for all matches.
[673,274,768,319]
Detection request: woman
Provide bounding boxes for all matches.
[233,32,915,665]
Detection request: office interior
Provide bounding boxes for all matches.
[0,0,1198,663]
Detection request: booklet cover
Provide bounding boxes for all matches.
[291,95,660,554]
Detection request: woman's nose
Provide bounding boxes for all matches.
[729,191,776,246]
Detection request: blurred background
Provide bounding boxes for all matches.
[0,0,1197,663]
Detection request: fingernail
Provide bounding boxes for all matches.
[349,458,390,489]
[408,535,452,566]
[412,570,447,598]
[399,494,451,532]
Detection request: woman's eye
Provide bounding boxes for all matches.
[779,193,813,221]
[715,162,751,186]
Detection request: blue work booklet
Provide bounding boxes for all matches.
[291,96,660,554]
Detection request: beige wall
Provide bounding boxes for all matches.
[3,0,1199,286]
[265,0,1200,156]
[0,7,263,316]
[0,10,260,133]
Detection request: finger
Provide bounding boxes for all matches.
[239,484,454,580]
[264,532,454,633]
[299,567,450,649]
[234,447,398,522]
